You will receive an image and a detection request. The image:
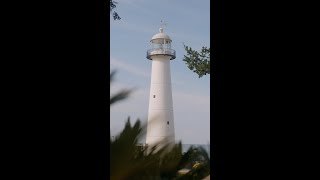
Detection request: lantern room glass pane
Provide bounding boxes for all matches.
[151,43,171,49]
[151,38,172,44]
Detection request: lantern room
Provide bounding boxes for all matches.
[147,28,176,60]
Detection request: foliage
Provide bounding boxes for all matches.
[110,118,210,180]
[183,45,210,78]
[109,0,121,20]
[109,112,183,179]
[110,70,132,106]
[175,146,210,180]
[110,72,210,179]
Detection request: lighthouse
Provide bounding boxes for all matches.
[146,26,176,147]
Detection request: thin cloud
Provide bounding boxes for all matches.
[110,57,149,78]
[172,91,210,113]
[116,0,147,5]
[110,80,149,113]
[115,0,153,16]
[111,19,155,34]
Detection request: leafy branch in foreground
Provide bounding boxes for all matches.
[110,72,210,179]
[110,70,132,106]
[183,45,210,78]
[110,118,210,180]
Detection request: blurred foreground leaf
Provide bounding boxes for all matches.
[110,70,133,106]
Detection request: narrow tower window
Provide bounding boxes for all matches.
[153,95,156,98]
[167,121,169,125]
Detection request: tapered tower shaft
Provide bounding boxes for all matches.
[146,27,176,147]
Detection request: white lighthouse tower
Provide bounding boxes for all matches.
[146,26,176,147]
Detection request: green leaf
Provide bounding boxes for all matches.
[182,45,210,78]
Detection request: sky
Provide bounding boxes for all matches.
[110,0,210,144]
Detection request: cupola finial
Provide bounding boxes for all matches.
[160,20,167,33]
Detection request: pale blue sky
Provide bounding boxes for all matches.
[110,0,210,144]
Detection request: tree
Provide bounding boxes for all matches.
[109,0,121,20]
[110,72,210,180]
[183,45,210,78]
[175,146,210,180]
[110,118,210,180]
[108,0,210,79]
[109,2,210,178]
